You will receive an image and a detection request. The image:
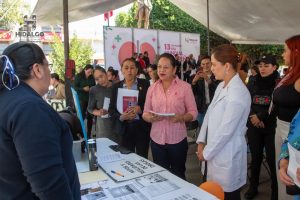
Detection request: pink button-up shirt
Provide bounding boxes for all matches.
[144,77,198,145]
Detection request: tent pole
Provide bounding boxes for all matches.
[63,0,72,107]
[206,0,210,55]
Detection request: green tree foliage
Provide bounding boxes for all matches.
[0,0,28,29]
[115,0,228,55]
[236,44,284,64]
[115,0,284,60]
[49,34,94,80]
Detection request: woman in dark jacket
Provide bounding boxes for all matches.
[74,64,95,138]
[245,56,279,200]
[0,42,80,199]
[109,58,151,158]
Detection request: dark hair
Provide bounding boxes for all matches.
[211,44,239,71]
[51,73,60,81]
[158,53,176,68]
[121,58,137,68]
[78,64,93,77]
[107,68,118,77]
[94,66,106,74]
[1,42,46,90]
[200,55,211,62]
[251,65,260,75]
[148,64,157,71]
[84,64,93,71]
[107,66,114,70]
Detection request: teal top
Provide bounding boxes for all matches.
[279,109,300,160]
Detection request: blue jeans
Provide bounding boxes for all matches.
[151,138,188,180]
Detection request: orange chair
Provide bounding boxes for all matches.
[199,181,225,200]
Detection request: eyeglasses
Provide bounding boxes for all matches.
[1,55,20,90]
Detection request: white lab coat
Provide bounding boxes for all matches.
[197,74,251,192]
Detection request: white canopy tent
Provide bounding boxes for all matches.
[168,0,300,44]
[33,0,134,26]
[33,0,300,44]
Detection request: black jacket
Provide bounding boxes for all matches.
[247,71,279,129]
[192,74,220,113]
[109,78,151,134]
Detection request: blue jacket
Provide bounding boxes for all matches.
[0,82,80,199]
[279,109,300,160]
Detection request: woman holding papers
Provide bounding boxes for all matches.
[0,42,80,199]
[143,53,198,180]
[196,44,251,200]
[109,58,151,158]
[278,110,300,199]
[88,66,117,141]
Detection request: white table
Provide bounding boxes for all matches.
[77,138,218,200]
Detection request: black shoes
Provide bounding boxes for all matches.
[244,187,258,200]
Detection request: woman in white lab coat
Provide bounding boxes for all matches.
[196,44,251,200]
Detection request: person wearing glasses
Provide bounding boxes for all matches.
[0,42,80,199]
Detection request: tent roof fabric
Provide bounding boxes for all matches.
[169,0,300,44]
[33,0,134,26]
[33,0,300,44]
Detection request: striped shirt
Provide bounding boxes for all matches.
[144,77,198,145]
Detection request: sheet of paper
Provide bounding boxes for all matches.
[149,111,175,117]
[78,170,108,185]
[98,152,123,164]
[133,173,180,198]
[287,143,300,187]
[99,153,165,182]
[101,97,110,118]
[81,182,149,200]
[162,187,218,200]
[117,88,139,113]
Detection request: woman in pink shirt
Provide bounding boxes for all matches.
[143,53,197,179]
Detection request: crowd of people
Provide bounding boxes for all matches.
[0,35,300,200]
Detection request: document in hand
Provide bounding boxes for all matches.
[149,111,175,117]
[101,97,110,118]
[287,143,300,187]
[117,88,139,113]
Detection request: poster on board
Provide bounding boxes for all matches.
[104,27,200,71]
[104,27,134,71]
[158,30,181,56]
[181,33,200,60]
[133,28,158,64]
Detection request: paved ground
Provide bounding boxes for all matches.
[185,142,272,200]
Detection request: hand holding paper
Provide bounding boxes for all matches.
[101,97,110,118]
[287,143,300,187]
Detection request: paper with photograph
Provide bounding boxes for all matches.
[117,88,139,113]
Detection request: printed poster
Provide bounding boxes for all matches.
[133,28,158,64]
